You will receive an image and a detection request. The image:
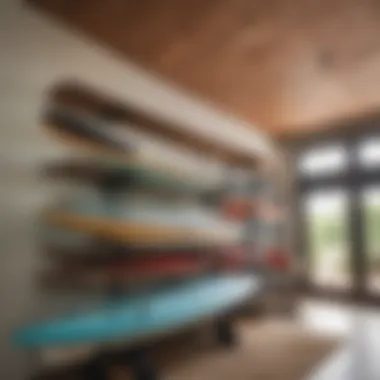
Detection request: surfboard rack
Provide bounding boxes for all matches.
[82,349,159,380]
[13,80,286,380]
[215,318,237,348]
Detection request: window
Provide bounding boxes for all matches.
[296,131,380,298]
[361,186,380,293]
[358,137,380,168]
[303,189,351,289]
[298,144,348,177]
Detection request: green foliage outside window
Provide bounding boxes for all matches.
[308,204,380,273]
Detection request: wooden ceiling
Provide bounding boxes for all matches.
[31,0,380,137]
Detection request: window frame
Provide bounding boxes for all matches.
[289,125,380,300]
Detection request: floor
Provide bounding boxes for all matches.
[299,300,380,380]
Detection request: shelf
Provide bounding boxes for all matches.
[12,76,281,380]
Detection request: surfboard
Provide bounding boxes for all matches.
[14,275,261,348]
[222,197,258,220]
[43,255,208,289]
[43,106,226,190]
[44,160,224,196]
[104,256,205,276]
[44,106,130,153]
[218,246,249,270]
[43,197,242,246]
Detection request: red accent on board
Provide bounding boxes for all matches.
[105,256,203,277]
[266,249,290,271]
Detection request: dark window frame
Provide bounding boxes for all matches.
[285,118,380,299]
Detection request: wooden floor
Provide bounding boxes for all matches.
[299,300,380,380]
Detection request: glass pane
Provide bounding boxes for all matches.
[298,145,348,177]
[362,186,380,293]
[358,137,380,168]
[304,189,351,289]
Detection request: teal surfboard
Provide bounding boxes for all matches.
[14,275,261,348]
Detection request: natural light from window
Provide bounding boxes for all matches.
[299,145,348,177]
[358,137,380,168]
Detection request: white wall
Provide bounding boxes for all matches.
[0,1,274,378]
